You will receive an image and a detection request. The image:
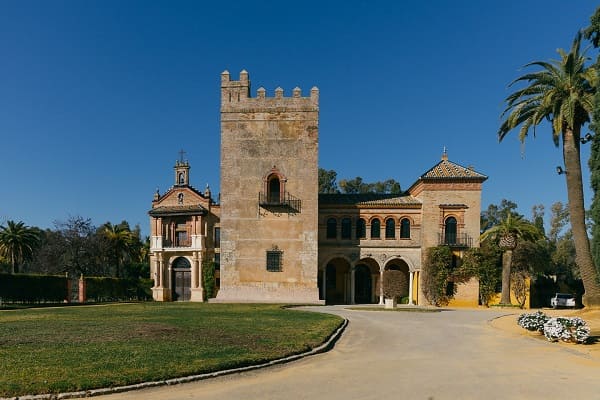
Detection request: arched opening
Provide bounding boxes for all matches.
[356,257,380,303]
[371,218,381,239]
[172,257,191,301]
[268,175,281,203]
[178,172,185,185]
[385,218,395,239]
[385,260,410,302]
[355,264,374,304]
[400,218,411,238]
[356,218,366,239]
[341,217,352,240]
[321,258,351,304]
[445,216,457,245]
[326,218,337,239]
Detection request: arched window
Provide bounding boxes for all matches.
[172,257,191,269]
[385,218,395,239]
[326,218,337,239]
[371,218,381,239]
[445,216,457,245]
[356,218,366,239]
[341,218,352,240]
[268,176,281,203]
[400,218,411,239]
[178,172,185,185]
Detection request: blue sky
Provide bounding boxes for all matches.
[0,1,596,236]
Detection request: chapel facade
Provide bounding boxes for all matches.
[148,70,487,305]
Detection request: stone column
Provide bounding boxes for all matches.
[379,268,384,305]
[350,265,356,304]
[409,271,415,305]
[192,254,199,289]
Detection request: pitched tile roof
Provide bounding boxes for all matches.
[319,193,421,207]
[419,159,487,181]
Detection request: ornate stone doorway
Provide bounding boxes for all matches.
[172,257,191,301]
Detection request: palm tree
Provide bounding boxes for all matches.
[480,214,543,304]
[0,220,41,274]
[498,32,600,308]
[102,222,133,278]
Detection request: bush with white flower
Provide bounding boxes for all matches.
[543,317,590,343]
[517,311,549,333]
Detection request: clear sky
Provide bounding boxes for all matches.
[0,1,596,236]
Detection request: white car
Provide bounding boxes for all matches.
[550,293,576,308]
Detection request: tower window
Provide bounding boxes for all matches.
[266,249,283,272]
[445,216,457,245]
[268,176,281,203]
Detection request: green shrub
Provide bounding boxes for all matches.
[0,273,67,303]
[85,277,152,302]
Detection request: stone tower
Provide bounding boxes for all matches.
[216,70,321,303]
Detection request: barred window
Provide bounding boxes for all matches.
[266,249,283,272]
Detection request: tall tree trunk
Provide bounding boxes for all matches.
[563,126,600,308]
[500,249,512,304]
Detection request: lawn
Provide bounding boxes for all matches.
[0,303,342,397]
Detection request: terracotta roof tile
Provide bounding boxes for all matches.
[319,193,421,207]
[420,159,487,180]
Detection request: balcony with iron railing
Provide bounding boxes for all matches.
[438,232,473,248]
[162,238,192,248]
[259,191,302,213]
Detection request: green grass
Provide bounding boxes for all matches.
[0,303,342,397]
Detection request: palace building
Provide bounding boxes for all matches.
[149,70,487,305]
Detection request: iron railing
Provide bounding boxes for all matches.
[438,232,473,248]
[259,192,302,213]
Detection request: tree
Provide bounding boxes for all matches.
[318,168,340,194]
[421,246,454,306]
[102,221,134,278]
[459,243,502,307]
[55,216,106,277]
[0,220,41,274]
[498,32,600,308]
[480,214,543,304]
[585,8,600,276]
[338,177,401,194]
[480,199,520,232]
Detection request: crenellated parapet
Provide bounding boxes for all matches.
[221,70,319,112]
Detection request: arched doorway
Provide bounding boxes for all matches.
[355,264,373,304]
[172,257,191,301]
[321,258,351,304]
[385,260,410,302]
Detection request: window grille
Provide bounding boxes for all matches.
[266,249,283,272]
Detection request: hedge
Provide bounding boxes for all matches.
[84,277,153,302]
[0,273,68,303]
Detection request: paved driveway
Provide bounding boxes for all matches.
[98,306,600,400]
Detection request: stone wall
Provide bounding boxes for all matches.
[217,70,321,303]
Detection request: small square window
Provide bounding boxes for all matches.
[266,250,283,272]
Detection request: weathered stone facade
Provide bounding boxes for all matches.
[149,70,487,306]
[216,70,321,303]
